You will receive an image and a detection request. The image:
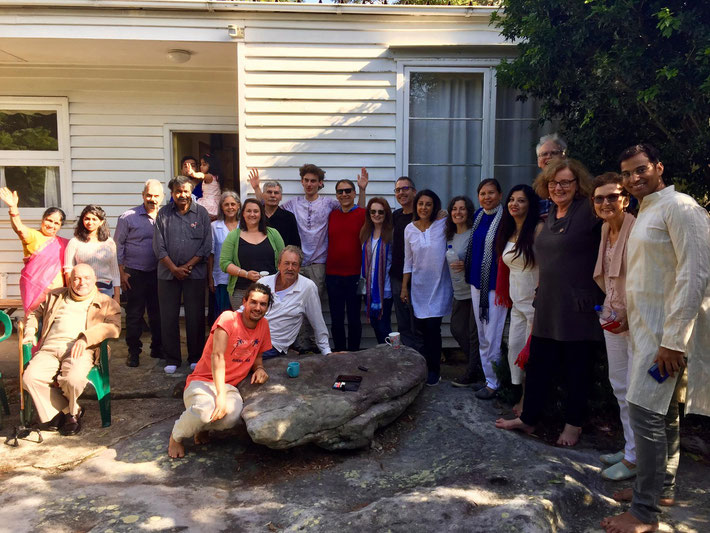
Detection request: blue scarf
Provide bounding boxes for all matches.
[362,236,389,320]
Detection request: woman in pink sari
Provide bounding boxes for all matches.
[0,187,68,314]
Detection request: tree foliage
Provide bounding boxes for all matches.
[492,1,710,204]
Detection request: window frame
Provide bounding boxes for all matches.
[396,60,498,193]
[0,96,71,216]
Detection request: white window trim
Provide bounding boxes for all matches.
[0,96,71,217]
[395,60,500,188]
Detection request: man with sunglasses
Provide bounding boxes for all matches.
[325,178,367,351]
[602,144,710,533]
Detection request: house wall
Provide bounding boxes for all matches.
[0,64,238,296]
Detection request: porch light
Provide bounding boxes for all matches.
[167,49,192,64]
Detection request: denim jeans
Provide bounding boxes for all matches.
[325,274,362,352]
[368,298,393,344]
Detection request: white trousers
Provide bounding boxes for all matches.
[471,287,508,390]
[171,380,244,442]
[604,329,636,463]
[507,302,534,386]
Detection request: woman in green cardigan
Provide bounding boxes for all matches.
[220,198,284,309]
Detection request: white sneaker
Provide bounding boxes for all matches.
[190,363,197,371]
[164,365,178,375]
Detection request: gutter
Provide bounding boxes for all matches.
[0,0,500,19]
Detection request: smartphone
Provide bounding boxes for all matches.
[648,363,670,384]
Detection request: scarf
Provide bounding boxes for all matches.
[69,285,98,302]
[362,236,389,320]
[465,204,503,322]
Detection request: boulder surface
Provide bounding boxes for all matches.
[238,346,426,450]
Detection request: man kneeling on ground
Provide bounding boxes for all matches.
[168,282,272,458]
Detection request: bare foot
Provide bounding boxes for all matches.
[612,487,674,507]
[601,511,658,532]
[194,431,210,445]
[556,424,582,447]
[168,435,185,458]
[495,417,534,434]
[512,400,523,418]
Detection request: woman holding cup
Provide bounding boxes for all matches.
[591,172,637,480]
[220,198,284,309]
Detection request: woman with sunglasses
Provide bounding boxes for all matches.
[325,179,366,352]
[402,189,452,386]
[591,172,637,481]
[496,159,603,447]
[360,197,393,344]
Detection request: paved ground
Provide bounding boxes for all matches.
[0,329,708,532]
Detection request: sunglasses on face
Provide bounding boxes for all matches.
[336,188,354,195]
[370,209,385,215]
[593,193,624,205]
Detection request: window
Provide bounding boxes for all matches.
[494,86,553,194]
[0,98,70,211]
[401,66,551,205]
[404,67,490,203]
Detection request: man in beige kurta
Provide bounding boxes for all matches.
[22,264,121,436]
[602,144,710,533]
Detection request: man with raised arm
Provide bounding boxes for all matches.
[246,170,301,248]
[168,282,272,458]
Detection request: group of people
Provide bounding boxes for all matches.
[3,137,708,533]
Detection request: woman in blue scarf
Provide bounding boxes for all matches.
[465,178,506,400]
[360,197,393,344]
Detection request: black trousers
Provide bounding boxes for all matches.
[124,267,162,358]
[520,336,597,427]
[326,274,362,352]
[414,316,443,378]
[158,277,206,367]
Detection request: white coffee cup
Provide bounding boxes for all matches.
[385,332,401,349]
[259,271,270,278]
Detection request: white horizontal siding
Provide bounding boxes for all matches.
[0,64,237,298]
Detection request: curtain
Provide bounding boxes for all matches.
[43,166,60,207]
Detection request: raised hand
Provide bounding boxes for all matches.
[248,168,261,191]
[0,187,19,209]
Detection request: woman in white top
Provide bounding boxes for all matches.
[360,197,393,344]
[207,190,240,324]
[495,184,542,415]
[445,195,480,388]
[402,189,452,386]
[64,204,120,303]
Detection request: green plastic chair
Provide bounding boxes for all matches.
[0,311,12,429]
[21,338,112,428]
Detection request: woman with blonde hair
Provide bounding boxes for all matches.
[496,158,603,447]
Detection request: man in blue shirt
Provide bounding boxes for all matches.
[115,179,164,367]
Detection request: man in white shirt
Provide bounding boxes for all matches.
[602,144,710,533]
[258,246,332,358]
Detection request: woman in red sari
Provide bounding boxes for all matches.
[0,187,68,314]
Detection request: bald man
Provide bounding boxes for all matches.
[115,179,164,367]
[22,264,121,436]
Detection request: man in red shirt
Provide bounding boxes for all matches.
[168,283,273,458]
[325,178,367,351]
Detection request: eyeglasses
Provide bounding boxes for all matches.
[394,186,412,194]
[593,193,623,205]
[538,149,564,158]
[547,179,576,190]
[620,164,653,180]
[370,209,385,215]
[336,188,354,195]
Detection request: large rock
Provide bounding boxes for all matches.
[238,346,426,450]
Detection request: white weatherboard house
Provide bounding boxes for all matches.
[0,1,548,342]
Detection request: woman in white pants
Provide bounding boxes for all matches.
[592,172,636,481]
[464,179,506,400]
[495,184,542,415]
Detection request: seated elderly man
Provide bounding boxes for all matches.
[22,264,121,436]
[168,283,272,458]
[259,246,331,358]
